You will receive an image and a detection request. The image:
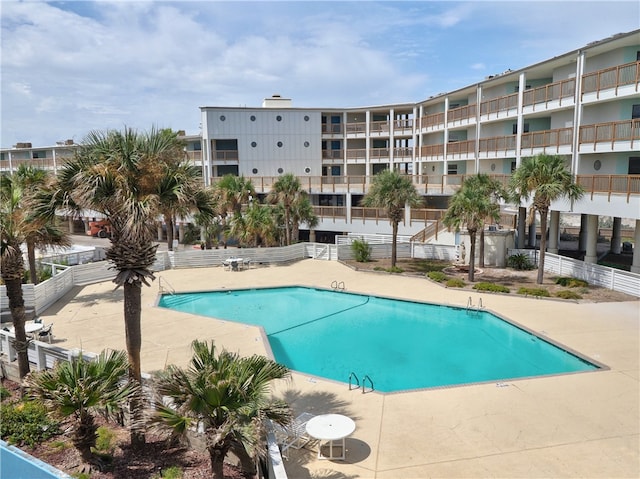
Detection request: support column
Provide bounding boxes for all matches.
[67,216,75,234]
[584,214,599,264]
[631,220,640,274]
[157,223,164,241]
[611,217,622,254]
[83,218,90,234]
[517,207,526,249]
[309,229,316,242]
[578,214,588,252]
[548,211,560,254]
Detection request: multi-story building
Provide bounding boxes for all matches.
[2,30,639,271]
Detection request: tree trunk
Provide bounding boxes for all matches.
[537,209,548,284]
[166,217,175,251]
[284,207,292,246]
[468,229,477,282]
[123,282,145,447]
[391,221,398,268]
[5,277,30,378]
[479,229,485,268]
[208,447,227,479]
[27,242,39,285]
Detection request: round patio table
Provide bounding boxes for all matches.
[305,414,355,460]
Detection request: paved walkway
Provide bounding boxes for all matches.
[41,260,639,478]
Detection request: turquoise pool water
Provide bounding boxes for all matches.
[158,287,599,392]
[1,440,72,478]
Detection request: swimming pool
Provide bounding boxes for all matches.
[158,286,600,392]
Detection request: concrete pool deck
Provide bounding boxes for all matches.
[41,259,639,478]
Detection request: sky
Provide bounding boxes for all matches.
[1,0,639,148]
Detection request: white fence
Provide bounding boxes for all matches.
[508,249,640,297]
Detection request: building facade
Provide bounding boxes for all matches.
[2,30,640,270]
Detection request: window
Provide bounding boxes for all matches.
[304,167,311,173]
[277,141,283,148]
[32,150,47,159]
[512,123,530,134]
[276,115,282,122]
[250,115,256,121]
[304,141,310,147]
[219,115,226,121]
[447,164,458,175]
[629,157,640,175]
[215,139,237,150]
[511,161,517,172]
[632,104,640,119]
[304,115,310,121]
[251,141,257,147]
[277,168,284,174]
[252,168,258,174]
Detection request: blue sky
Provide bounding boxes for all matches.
[1,0,639,147]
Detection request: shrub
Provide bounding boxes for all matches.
[94,426,117,454]
[555,277,589,288]
[0,400,60,447]
[427,271,447,282]
[373,265,404,273]
[473,282,510,293]
[507,253,535,270]
[153,466,184,479]
[351,238,372,262]
[556,290,583,300]
[0,386,10,402]
[517,287,550,297]
[446,278,466,288]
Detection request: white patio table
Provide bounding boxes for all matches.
[305,413,355,460]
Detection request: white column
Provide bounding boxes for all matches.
[517,207,527,249]
[631,220,640,274]
[528,219,537,248]
[68,216,75,234]
[178,223,185,243]
[610,217,622,254]
[157,223,164,241]
[584,214,599,264]
[548,211,560,254]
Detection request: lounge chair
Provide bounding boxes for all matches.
[274,412,315,460]
[37,324,53,343]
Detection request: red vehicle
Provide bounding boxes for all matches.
[87,220,112,238]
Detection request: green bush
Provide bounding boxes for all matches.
[427,271,447,282]
[473,282,510,293]
[555,277,589,288]
[517,287,550,297]
[153,466,184,479]
[0,386,10,402]
[0,400,60,447]
[95,426,117,453]
[507,253,535,270]
[373,266,404,273]
[446,278,466,288]
[351,239,372,262]
[556,290,583,300]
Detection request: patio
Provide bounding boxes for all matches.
[39,260,639,478]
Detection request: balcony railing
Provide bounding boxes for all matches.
[447,139,475,157]
[214,150,239,161]
[393,147,413,159]
[579,119,640,149]
[370,121,390,133]
[576,174,640,202]
[522,78,576,107]
[478,135,517,154]
[346,149,367,160]
[521,127,573,152]
[582,60,640,97]
[480,92,518,116]
[419,144,444,158]
[346,122,367,134]
[351,207,403,225]
[322,124,343,134]
[370,148,390,160]
[419,112,445,129]
[448,104,476,122]
[185,151,202,161]
[312,206,347,220]
[394,118,414,132]
[322,149,343,160]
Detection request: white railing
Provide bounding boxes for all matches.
[507,249,639,297]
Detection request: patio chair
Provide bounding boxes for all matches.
[274,412,315,460]
[37,324,53,343]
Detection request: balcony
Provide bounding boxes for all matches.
[322,149,343,161]
[579,119,640,150]
[346,149,366,161]
[582,60,640,98]
[419,144,444,159]
[370,121,391,134]
[480,92,519,118]
[576,174,640,202]
[185,150,202,162]
[370,148,390,160]
[351,206,403,224]
[345,122,367,134]
[448,104,476,124]
[521,127,573,154]
[312,206,347,221]
[478,135,517,156]
[522,78,576,109]
[394,118,414,135]
[447,139,475,158]
[322,124,343,135]
[419,112,445,130]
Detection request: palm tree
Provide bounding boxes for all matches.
[289,191,318,243]
[24,349,139,470]
[267,173,305,246]
[509,154,584,284]
[361,169,423,267]
[0,170,68,379]
[53,126,210,446]
[157,160,216,251]
[152,339,292,479]
[242,202,278,247]
[214,175,255,247]
[14,165,70,285]
[443,174,501,282]
[471,174,506,268]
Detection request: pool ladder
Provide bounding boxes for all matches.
[349,372,374,394]
[159,277,175,295]
[331,280,346,291]
[466,296,484,314]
